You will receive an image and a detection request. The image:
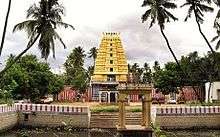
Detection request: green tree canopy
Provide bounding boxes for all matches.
[0,54,63,102]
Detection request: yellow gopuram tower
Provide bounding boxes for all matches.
[91,32,128,102]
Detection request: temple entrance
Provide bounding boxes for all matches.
[110,92,116,102]
[117,83,153,137]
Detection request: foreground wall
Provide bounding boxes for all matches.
[156,106,220,129]
[0,104,18,132]
[0,104,220,131]
[17,104,90,128]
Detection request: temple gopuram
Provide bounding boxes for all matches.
[90,32,128,103]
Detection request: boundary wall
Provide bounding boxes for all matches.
[0,104,220,131]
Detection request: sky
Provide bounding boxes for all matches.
[0,0,219,74]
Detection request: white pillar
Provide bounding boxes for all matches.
[99,92,102,103]
[108,92,111,103]
[115,93,118,103]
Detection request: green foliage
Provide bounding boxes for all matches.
[13,0,74,59]
[71,70,88,94]
[151,123,167,137]
[154,64,180,95]
[181,0,213,24]
[49,74,65,99]
[0,89,13,105]
[141,0,178,29]
[130,107,142,113]
[88,47,98,65]
[64,47,88,94]
[19,129,29,137]
[128,51,220,96]
[0,54,63,103]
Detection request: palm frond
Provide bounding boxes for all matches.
[49,6,65,21]
[51,36,55,58]
[150,17,156,28]
[142,9,151,23]
[213,0,220,6]
[214,18,220,29]
[216,39,220,50]
[197,3,214,12]
[211,35,219,42]
[13,20,39,37]
[180,2,191,8]
[53,30,66,49]
[26,4,41,19]
[142,0,153,7]
[164,10,178,21]
[27,28,39,47]
[56,21,75,30]
[163,2,177,9]
[184,6,194,21]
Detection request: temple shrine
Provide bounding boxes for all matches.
[90,32,128,103]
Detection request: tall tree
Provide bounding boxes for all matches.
[212,0,220,51]
[0,0,74,76]
[141,0,181,69]
[64,46,86,74]
[88,47,98,66]
[0,54,55,102]
[181,0,214,53]
[0,0,12,56]
[143,63,152,84]
[130,63,141,83]
[64,47,88,93]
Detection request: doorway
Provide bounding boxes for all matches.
[110,92,116,102]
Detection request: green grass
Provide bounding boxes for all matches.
[91,105,142,113]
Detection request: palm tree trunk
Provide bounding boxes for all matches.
[0,34,40,76]
[194,11,215,54]
[160,26,202,103]
[160,27,180,67]
[194,10,219,98]
[0,0,12,56]
[207,81,212,103]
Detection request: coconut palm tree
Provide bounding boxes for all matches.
[88,47,98,66]
[212,0,220,50]
[0,0,74,76]
[211,26,220,50]
[72,46,86,68]
[64,46,86,71]
[141,0,180,67]
[181,0,214,53]
[0,0,12,56]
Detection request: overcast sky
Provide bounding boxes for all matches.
[0,0,219,73]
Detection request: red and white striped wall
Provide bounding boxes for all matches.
[16,104,89,114]
[0,104,16,113]
[1,104,220,116]
[129,94,139,102]
[157,106,220,115]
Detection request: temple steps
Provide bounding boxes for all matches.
[90,112,142,128]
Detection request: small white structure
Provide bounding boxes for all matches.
[205,81,220,102]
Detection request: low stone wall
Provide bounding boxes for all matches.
[90,106,220,129]
[156,106,220,129]
[1,104,220,130]
[17,104,90,128]
[0,104,18,132]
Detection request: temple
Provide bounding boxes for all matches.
[90,32,128,103]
